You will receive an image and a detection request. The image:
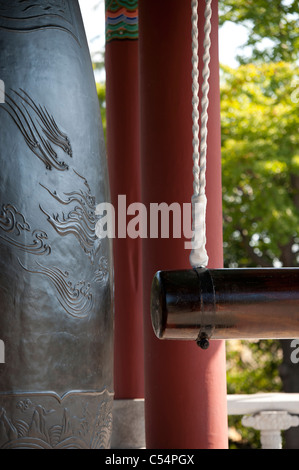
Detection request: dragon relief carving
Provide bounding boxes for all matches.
[39,169,102,264]
[18,260,94,319]
[1,89,72,171]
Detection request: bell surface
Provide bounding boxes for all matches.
[0,0,114,449]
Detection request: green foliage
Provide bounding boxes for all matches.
[96,81,107,141]
[221,61,299,448]
[219,0,299,63]
[92,50,105,73]
[227,340,283,395]
[227,340,283,448]
[221,61,299,268]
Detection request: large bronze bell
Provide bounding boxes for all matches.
[0,0,114,449]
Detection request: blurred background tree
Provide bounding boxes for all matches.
[219,0,299,449]
[221,60,299,448]
[219,0,299,63]
[96,81,106,141]
[221,62,299,269]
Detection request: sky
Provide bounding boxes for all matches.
[78,0,249,79]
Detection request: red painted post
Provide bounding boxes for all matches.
[139,0,228,448]
[105,6,144,402]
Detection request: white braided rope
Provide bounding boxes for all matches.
[190,0,212,268]
[191,0,200,197]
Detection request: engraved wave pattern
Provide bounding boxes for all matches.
[2,89,72,171]
[0,0,66,16]
[40,170,101,263]
[19,261,93,319]
[0,1,80,45]
[94,256,109,285]
[0,204,51,255]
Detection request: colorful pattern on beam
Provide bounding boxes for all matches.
[105,0,138,42]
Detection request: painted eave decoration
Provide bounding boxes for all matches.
[105,0,138,42]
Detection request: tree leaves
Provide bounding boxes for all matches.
[221,62,299,267]
[219,0,299,63]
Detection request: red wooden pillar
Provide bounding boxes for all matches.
[139,0,228,448]
[105,3,144,447]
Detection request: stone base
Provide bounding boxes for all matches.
[111,399,145,449]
